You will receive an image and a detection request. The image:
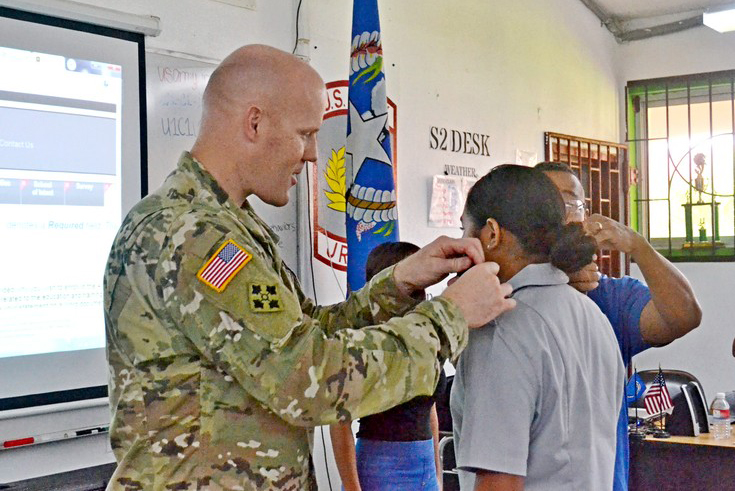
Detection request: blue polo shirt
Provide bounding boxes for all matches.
[588,275,652,491]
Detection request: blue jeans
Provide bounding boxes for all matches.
[353,438,439,491]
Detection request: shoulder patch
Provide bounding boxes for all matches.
[197,239,252,292]
[248,283,283,313]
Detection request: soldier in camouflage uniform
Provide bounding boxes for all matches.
[104,45,515,490]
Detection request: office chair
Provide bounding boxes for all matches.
[630,369,705,410]
[630,369,708,436]
[679,382,710,436]
[436,375,460,490]
[438,435,459,491]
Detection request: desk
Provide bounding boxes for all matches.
[630,433,735,490]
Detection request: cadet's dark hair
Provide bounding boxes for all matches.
[464,164,595,274]
[534,161,576,175]
[365,241,420,282]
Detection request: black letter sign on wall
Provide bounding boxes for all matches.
[429,126,490,157]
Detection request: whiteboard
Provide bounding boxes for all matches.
[145,51,300,271]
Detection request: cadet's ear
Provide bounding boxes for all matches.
[243,105,262,142]
[480,218,502,253]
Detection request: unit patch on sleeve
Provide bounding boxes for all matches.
[197,240,252,292]
[248,283,283,313]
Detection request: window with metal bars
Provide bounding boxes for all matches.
[544,132,629,278]
[627,71,735,261]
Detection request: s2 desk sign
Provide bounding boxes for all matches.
[429,126,491,157]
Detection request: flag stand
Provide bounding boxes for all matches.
[650,421,670,438]
[650,404,670,439]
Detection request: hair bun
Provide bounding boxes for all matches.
[549,223,597,274]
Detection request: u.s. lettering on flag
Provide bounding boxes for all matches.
[197,240,252,292]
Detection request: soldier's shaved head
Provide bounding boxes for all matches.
[191,44,326,206]
[200,44,323,127]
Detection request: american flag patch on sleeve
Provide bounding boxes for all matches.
[197,239,252,292]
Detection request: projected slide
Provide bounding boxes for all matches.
[0,47,122,358]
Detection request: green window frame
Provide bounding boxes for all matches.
[627,70,735,261]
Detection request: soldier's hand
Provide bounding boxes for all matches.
[441,262,516,328]
[393,236,485,296]
[568,259,600,293]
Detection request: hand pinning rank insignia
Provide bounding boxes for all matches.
[249,284,283,312]
[197,240,252,292]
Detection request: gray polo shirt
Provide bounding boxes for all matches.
[450,263,624,491]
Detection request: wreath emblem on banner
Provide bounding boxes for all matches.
[324,147,347,212]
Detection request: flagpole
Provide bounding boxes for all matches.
[344,0,399,292]
[658,363,664,431]
[651,365,670,439]
[635,366,639,430]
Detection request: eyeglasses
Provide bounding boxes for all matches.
[564,199,588,219]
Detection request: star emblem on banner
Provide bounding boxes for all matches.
[346,100,391,178]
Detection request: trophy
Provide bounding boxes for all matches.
[682,153,723,249]
[698,218,707,242]
[693,153,706,203]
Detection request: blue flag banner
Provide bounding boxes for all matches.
[345,0,398,292]
[626,373,646,404]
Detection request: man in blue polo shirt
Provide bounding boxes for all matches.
[537,162,702,491]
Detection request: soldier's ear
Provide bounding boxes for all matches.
[243,105,262,142]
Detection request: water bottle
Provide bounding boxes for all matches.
[712,392,731,440]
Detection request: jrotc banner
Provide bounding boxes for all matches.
[312,87,397,295]
[344,0,398,292]
[312,84,397,292]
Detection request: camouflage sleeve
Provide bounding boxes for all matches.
[291,265,428,335]
[160,218,468,426]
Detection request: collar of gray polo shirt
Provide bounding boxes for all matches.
[507,263,569,298]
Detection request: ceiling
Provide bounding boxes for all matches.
[580,0,735,41]
[595,0,733,20]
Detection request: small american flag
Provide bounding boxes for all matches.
[644,370,674,415]
[197,240,251,292]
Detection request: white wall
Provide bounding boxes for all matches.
[617,25,735,82]
[310,0,620,273]
[618,25,735,401]
[85,0,297,61]
[630,263,735,401]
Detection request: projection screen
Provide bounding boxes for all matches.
[0,7,145,409]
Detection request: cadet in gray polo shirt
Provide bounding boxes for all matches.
[450,165,624,491]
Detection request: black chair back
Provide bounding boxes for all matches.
[630,369,705,410]
[631,369,707,436]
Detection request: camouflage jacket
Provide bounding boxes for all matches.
[104,152,468,490]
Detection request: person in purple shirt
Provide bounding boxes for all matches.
[536,161,702,491]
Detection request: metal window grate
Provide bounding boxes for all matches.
[626,70,735,262]
[544,132,630,278]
